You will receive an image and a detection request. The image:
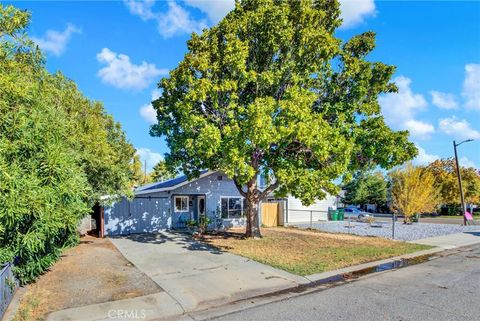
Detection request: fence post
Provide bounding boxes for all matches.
[310,210,313,228]
[392,212,396,240]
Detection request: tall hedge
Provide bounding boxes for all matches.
[0,5,135,283]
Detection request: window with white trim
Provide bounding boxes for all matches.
[174,196,189,212]
[220,197,246,219]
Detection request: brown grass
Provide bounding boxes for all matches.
[13,236,161,321]
[201,227,431,276]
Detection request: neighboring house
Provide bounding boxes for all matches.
[101,171,337,236]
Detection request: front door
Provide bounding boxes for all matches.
[197,196,206,220]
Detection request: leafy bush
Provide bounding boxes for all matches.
[198,215,211,234]
[0,5,134,283]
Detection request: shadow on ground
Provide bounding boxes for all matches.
[111,230,248,255]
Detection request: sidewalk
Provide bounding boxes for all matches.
[46,231,480,321]
[409,231,480,249]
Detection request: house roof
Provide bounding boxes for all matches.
[135,170,212,195]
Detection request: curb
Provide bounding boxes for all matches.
[182,244,474,321]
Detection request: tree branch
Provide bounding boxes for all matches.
[260,179,280,199]
[233,176,247,197]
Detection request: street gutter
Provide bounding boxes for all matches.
[184,245,474,321]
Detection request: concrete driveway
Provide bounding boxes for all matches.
[109,232,306,312]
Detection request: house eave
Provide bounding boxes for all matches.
[134,170,217,195]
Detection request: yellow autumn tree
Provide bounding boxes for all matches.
[389,163,439,223]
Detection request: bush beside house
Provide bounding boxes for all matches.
[0,5,135,284]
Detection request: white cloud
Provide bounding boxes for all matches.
[124,0,156,20]
[439,116,480,140]
[413,145,438,166]
[404,120,435,139]
[460,156,478,169]
[139,89,162,124]
[183,0,235,23]
[136,148,163,172]
[96,48,167,91]
[339,0,376,29]
[158,1,207,38]
[124,0,207,38]
[462,63,480,110]
[31,23,81,56]
[125,0,376,36]
[140,104,157,124]
[430,91,458,110]
[380,76,433,140]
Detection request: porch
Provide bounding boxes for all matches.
[172,194,207,229]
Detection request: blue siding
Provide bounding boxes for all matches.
[103,172,245,235]
[104,198,131,236]
[104,195,171,235]
[173,172,242,218]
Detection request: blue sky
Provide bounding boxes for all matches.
[10,0,480,171]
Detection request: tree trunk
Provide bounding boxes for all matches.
[245,196,261,238]
[233,169,279,238]
[244,176,261,238]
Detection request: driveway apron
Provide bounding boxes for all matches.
[109,232,306,312]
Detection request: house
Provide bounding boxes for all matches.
[100,171,338,236]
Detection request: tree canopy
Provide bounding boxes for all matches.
[150,160,177,182]
[426,158,480,207]
[151,0,417,237]
[390,163,438,222]
[0,4,135,283]
[343,171,387,208]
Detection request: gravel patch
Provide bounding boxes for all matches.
[292,221,480,241]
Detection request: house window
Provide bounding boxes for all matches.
[221,197,245,219]
[174,196,189,212]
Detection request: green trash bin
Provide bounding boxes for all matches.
[329,209,338,221]
[338,209,345,221]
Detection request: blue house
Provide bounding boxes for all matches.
[102,171,338,236]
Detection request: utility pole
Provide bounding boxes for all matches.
[144,159,147,184]
[453,139,474,225]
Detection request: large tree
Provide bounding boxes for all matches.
[390,164,438,223]
[150,160,177,182]
[344,171,387,208]
[131,154,146,187]
[426,158,480,210]
[151,0,416,237]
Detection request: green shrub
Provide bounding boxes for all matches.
[0,4,134,283]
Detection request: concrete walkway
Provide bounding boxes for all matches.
[108,232,306,312]
[410,231,480,249]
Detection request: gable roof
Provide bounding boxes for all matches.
[135,170,212,195]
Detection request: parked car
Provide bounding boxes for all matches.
[343,207,371,220]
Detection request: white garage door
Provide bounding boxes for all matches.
[130,197,171,233]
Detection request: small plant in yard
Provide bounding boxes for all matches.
[198,215,211,235]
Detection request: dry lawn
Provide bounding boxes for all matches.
[13,236,161,321]
[202,227,431,276]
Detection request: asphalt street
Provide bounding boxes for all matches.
[212,244,480,321]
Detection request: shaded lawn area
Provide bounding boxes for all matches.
[201,227,431,276]
[13,236,161,321]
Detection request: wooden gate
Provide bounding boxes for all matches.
[261,203,279,227]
